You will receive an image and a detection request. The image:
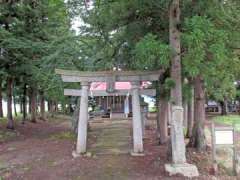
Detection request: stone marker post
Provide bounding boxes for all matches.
[170,106,186,163]
[131,81,144,155]
[165,106,199,177]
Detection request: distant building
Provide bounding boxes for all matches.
[206,100,219,112]
[90,82,150,113]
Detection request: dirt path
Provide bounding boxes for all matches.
[0,115,236,180]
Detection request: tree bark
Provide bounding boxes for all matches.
[186,87,194,138]
[39,91,46,121]
[47,101,50,112]
[13,94,17,117]
[220,98,228,115]
[61,103,66,114]
[49,100,54,117]
[188,75,206,151]
[6,77,14,129]
[69,103,74,114]
[170,0,182,106]
[158,98,169,144]
[22,83,27,124]
[183,102,188,128]
[20,101,23,114]
[168,0,186,163]
[30,87,37,123]
[156,99,161,143]
[54,101,58,112]
[28,94,31,114]
[0,78,3,118]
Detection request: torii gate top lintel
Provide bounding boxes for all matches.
[55,69,163,82]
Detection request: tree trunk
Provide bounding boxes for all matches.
[30,88,37,123]
[13,94,17,117]
[61,103,66,114]
[0,78,3,118]
[54,101,58,112]
[69,103,74,114]
[72,98,80,133]
[158,97,169,144]
[20,101,23,114]
[22,83,27,124]
[220,98,228,115]
[188,75,206,151]
[6,77,14,129]
[28,94,31,114]
[168,0,186,163]
[186,87,194,138]
[183,102,188,128]
[49,100,54,117]
[170,0,182,106]
[39,91,46,121]
[47,101,50,112]
[156,96,161,141]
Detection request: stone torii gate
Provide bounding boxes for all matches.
[56,69,199,177]
[56,69,162,156]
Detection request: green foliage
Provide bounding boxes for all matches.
[67,0,170,70]
[148,106,157,113]
[213,115,240,131]
[134,33,170,70]
[65,0,240,103]
[182,81,193,103]
[164,78,175,90]
[183,16,227,77]
[182,15,239,101]
[0,0,82,105]
[1,0,239,108]
[236,89,240,99]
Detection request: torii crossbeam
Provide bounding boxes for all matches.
[64,89,156,97]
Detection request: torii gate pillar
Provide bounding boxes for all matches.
[131,81,144,155]
[75,81,89,155]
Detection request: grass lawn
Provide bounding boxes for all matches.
[213,114,240,131]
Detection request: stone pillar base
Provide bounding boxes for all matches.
[72,151,93,158]
[72,150,82,158]
[130,151,145,157]
[165,163,199,178]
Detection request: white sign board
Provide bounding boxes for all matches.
[215,130,234,145]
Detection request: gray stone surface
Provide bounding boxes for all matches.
[165,163,199,177]
[131,82,143,153]
[72,150,81,158]
[76,82,89,154]
[56,68,163,82]
[170,106,186,164]
[64,89,156,97]
[130,151,145,156]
